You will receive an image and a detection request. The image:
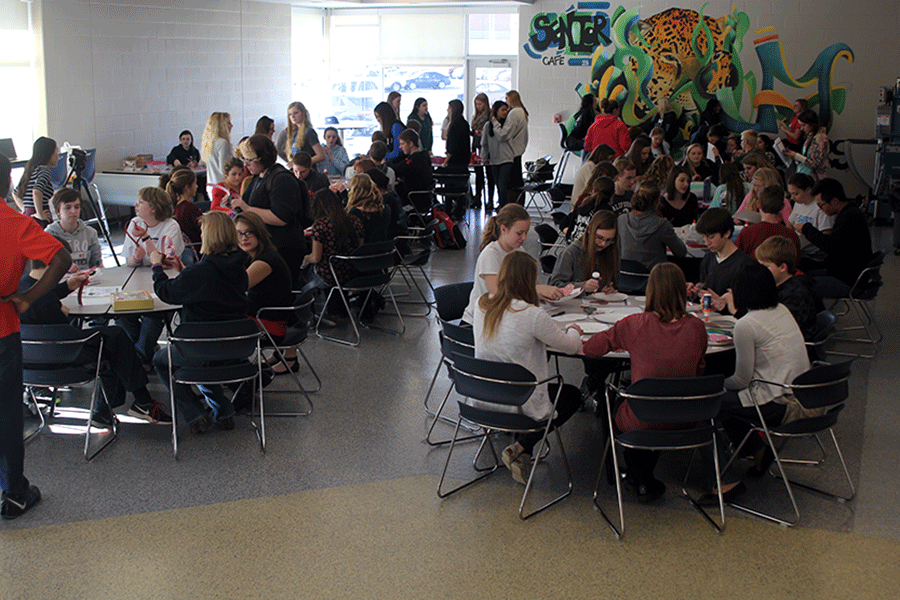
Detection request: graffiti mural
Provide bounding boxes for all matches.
[531,4,854,146]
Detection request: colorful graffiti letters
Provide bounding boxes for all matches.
[525,3,612,62]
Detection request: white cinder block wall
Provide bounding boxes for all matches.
[37,0,293,169]
[516,0,900,194]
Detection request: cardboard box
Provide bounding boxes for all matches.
[112,290,154,311]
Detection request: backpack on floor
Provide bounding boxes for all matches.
[432,209,466,249]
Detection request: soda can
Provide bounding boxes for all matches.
[702,293,712,312]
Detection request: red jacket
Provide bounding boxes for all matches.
[584,114,631,156]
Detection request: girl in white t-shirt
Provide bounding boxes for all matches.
[474,252,583,484]
[462,203,563,324]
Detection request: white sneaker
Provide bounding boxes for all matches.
[510,453,532,485]
[501,443,522,469]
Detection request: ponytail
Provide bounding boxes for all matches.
[479,203,529,251]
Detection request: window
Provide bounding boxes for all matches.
[0,0,36,162]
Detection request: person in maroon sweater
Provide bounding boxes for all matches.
[160,167,203,264]
[583,263,707,502]
[736,184,801,262]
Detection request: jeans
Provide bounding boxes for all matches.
[118,314,165,365]
[811,275,851,299]
[492,163,514,208]
[82,325,149,408]
[0,333,29,498]
[152,346,234,425]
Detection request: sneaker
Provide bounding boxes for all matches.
[127,401,173,425]
[501,443,523,469]
[219,416,235,431]
[509,453,532,485]
[1,485,41,520]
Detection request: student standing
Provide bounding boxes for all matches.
[0,153,71,519]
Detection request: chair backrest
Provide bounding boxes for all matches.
[534,223,559,247]
[620,375,725,423]
[449,352,537,407]
[20,325,99,366]
[345,240,399,273]
[49,152,69,190]
[850,249,887,299]
[811,310,837,345]
[434,281,474,321]
[439,319,475,359]
[170,319,260,362]
[558,123,569,147]
[82,148,97,182]
[790,360,852,409]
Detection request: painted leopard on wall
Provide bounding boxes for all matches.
[626,8,738,121]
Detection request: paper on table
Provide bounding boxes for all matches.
[77,285,121,306]
[592,306,643,324]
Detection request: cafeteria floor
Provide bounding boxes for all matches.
[3,209,900,599]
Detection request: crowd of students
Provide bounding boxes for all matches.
[461,92,874,503]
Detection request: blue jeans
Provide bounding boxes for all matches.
[152,346,234,425]
[118,314,165,364]
[0,333,29,498]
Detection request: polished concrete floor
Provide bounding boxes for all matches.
[2,209,899,599]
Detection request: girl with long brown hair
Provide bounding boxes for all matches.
[550,210,619,293]
[474,251,583,484]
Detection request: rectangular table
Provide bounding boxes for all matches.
[62,265,181,317]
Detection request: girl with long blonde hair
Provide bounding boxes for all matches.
[200,112,233,186]
[276,101,325,166]
[736,167,791,222]
[346,173,390,243]
[474,251,583,484]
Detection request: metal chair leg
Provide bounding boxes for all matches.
[84,366,119,461]
[23,388,46,443]
[519,427,573,520]
[437,418,498,499]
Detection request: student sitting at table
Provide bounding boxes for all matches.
[735,184,801,262]
[119,188,186,366]
[608,157,637,214]
[660,165,699,227]
[754,236,820,342]
[735,167,790,224]
[210,157,246,213]
[346,173,391,244]
[702,263,811,503]
[234,212,296,376]
[367,141,397,191]
[160,167,203,262]
[793,178,872,299]
[688,207,755,304]
[618,180,687,272]
[474,252,583,484]
[462,204,564,325]
[583,263,708,501]
[388,129,434,206]
[551,210,619,292]
[561,176,614,242]
[166,130,200,167]
[709,162,750,214]
[320,126,349,177]
[291,151,330,195]
[786,172,835,262]
[44,189,102,272]
[19,238,171,426]
[365,168,406,242]
[302,188,365,290]
[150,211,249,434]
[681,142,716,183]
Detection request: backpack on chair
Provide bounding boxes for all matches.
[432,209,466,249]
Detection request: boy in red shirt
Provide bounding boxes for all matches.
[736,184,801,262]
[0,152,71,519]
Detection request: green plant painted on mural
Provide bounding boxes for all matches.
[571,3,853,146]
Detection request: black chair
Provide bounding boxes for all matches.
[253,287,320,418]
[316,240,404,346]
[21,325,117,460]
[433,281,474,323]
[521,156,556,220]
[556,122,575,189]
[406,188,437,228]
[166,319,264,458]
[618,259,651,295]
[830,249,886,358]
[392,220,438,317]
[425,320,482,446]
[438,353,573,520]
[595,375,727,539]
[721,360,855,527]
[433,168,470,220]
[534,223,566,275]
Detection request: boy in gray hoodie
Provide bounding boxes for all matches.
[44,188,102,271]
[618,180,687,271]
